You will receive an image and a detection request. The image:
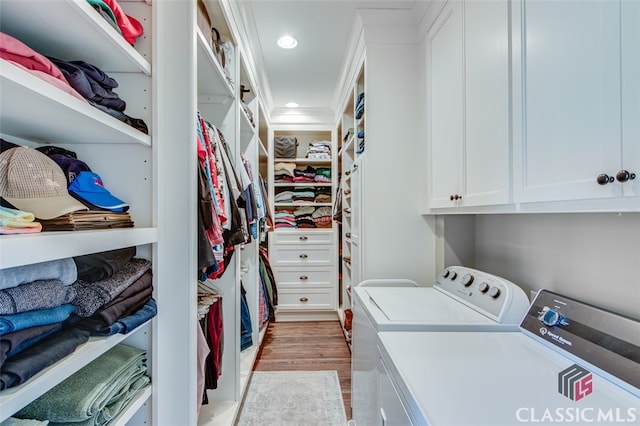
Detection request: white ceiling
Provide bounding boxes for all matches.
[237,0,421,124]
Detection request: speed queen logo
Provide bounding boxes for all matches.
[558,364,593,401]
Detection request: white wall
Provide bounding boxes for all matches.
[467,213,640,320]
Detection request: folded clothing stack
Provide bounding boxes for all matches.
[15,343,150,426]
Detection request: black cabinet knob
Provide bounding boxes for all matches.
[616,170,636,183]
[596,174,614,185]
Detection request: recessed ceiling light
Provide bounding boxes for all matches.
[277,35,298,49]
[285,102,299,108]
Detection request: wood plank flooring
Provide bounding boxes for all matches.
[253,320,352,419]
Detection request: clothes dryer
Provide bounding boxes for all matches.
[376,290,640,425]
[351,266,530,425]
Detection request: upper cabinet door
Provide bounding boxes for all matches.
[463,0,510,206]
[428,1,464,208]
[621,0,640,198]
[513,0,623,203]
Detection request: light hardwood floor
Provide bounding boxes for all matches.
[253,320,352,419]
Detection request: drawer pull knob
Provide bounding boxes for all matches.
[300,297,309,302]
[345,232,351,238]
[597,174,614,185]
[616,170,636,183]
[299,254,308,259]
[299,236,308,240]
[300,275,308,280]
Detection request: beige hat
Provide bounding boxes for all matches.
[0,147,88,220]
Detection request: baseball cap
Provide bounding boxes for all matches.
[49,154,92,185]
[0,147,89,219]
[68,171,129,212]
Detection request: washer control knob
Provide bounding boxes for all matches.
[461,274,474,287]
[479,282,490,293]
[443,269,450,278]
[449,271,458,280]
[488,287,501,298]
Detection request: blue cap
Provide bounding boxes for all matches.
[68,171,129,212]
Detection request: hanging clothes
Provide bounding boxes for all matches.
[239,283,253,351]
[258,248,278,322]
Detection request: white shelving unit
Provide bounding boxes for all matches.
[267,126,339,322]
[195,2,270,424]
[0,0,164,423]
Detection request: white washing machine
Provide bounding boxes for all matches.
[377,289,640,425]
[351,266,531,425]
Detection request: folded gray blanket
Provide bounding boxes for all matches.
[0,258,77,290]
[0,280,76,315]
[71,259,151,317]
[16,343,149,426]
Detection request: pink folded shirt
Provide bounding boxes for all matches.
[0,33,86,101]
[0,32,68,84]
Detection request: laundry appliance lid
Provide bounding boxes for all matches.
[356,287,503,331]
[378,330,640,426]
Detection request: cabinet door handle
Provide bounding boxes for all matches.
[597,174,615,185]
[345,232,351,238]
[353,164,359,170]
[616,170,636,183]
[299,236,308,241]
[299,254,308,259]
[300,297,309,302]
[299,275,308,280]
[450,194,462,201]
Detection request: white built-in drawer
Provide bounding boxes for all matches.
[272,230,334,245]
[277,287,336,310]
[273,268,334,287]
[271,245,333,266]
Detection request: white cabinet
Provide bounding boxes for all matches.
[428,1,464,208]
[428,0,510,210]
[268,229,338,320]
[512,0,639,207]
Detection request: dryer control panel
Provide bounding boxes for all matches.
[434,266,530,324]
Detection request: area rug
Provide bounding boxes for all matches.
[236,370,347,426]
